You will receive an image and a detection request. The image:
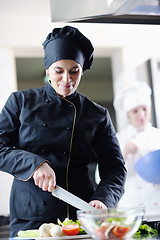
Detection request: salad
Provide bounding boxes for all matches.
[17,218,158,239]
[95,217,130,239]
[133,224,158,238]
[17,218,86,238]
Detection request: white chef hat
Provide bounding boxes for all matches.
[113,81,151,113]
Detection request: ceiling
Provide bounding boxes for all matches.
[0,0,50,17]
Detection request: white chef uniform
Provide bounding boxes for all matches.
[114,81,160,217]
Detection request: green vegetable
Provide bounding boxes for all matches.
[18,229,41,238]
[105,217,126,224]
[57,218,86,234]
[57,218,76,226]
[133,224,158,238]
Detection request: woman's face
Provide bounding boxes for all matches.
[127,105,151,130]
[46,59,83,97]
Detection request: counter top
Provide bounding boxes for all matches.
[7,236,160,240]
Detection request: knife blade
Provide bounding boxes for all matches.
[52,185,95,211]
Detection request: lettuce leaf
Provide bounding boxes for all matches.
[133,224,158,238]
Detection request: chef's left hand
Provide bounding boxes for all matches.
[89,200,107,209]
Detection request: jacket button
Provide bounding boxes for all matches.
[46,99,49,103]
[64,152,68,155]
[66,127,70,130]
[63,152,69,156]
[41,149,45,152]
[69,104,73,108]
[42,123,47,127]
[41,201,46,206]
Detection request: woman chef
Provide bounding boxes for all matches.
[0,26,126,237]
[113,81,160,216]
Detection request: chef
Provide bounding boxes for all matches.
[113,80,160,216]
[0,25,126,237]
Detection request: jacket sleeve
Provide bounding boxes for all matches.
[0,92,48,181]
[91,109,127,208]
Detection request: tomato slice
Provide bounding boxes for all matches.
[112,225,130,237]
[62,224,80,236]
[95,225,109,238]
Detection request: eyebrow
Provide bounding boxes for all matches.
[53,65,79,69]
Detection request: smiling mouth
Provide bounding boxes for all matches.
[61,84,72,89]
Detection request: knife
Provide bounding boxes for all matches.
[52,185,95,211]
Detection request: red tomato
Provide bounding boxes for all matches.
[62,224,80,236]
[95,225,109,239]
[112,225,130,237]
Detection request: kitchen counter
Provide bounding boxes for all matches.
[6,236,160,240]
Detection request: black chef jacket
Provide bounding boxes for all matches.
[0,82,126,224]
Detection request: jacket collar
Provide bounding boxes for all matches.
[45,81,78,101]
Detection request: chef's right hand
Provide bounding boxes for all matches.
[123,142,138,160]
[33,162,56,192]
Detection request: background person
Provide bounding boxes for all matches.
[0,26,126,237]
[113,80,160,216]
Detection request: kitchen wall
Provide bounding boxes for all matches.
[15,57,116,128]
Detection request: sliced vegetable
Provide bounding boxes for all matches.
[18,229,41,238]
[112,225,130,237]
[62,224,80,236]
[95,225,109,238]
[103,222,119,238]
[58,218,86,234]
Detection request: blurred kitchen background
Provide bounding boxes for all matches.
[0,0,160,218]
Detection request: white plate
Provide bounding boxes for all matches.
[14,234,91,239]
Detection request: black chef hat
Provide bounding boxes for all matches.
[42,25,94,71]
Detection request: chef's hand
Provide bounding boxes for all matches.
[89,200,107,210]
[33,162,56,192]
[123,142,138,159]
